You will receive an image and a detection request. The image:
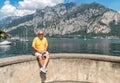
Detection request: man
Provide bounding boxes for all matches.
[32,31,50,73]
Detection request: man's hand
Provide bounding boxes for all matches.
[32,47,47,54]
[38,50,46,54]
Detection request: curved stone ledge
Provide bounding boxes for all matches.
[0,53,120,67]
[0,55,36,67]
[0,53,120,83]
[51,53,120,62]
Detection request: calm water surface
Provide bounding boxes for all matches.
[0,38,120,58]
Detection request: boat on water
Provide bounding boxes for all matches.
[0,40,11,45]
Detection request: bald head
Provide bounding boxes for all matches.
[38,31,44,35]
[38,31,44,40]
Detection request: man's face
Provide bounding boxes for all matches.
[38,34,44,39]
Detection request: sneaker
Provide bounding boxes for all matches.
[40,67,47,73]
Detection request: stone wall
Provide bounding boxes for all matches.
[0,54,120,83]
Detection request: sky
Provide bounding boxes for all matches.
[0,0,120,20]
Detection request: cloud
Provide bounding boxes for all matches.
[18,0,64,9]
[0,0,16,16]
[64,0,75,3]
[15,9,35,16]
[0,0,64,19]
[0,0,35,18]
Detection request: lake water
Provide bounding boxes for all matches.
[0,38,120,58]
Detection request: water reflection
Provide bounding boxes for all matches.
[48,38,120,56]
[86,39,110,55]
[0,45,10,58]
[8,41,31,55]
[1,38,120,58]
[109,43,120,55]
[0,45,10,52]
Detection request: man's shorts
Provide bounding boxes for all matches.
[35,51,49,57]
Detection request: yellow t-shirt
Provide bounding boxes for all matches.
[32,37,48,52]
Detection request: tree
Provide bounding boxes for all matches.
[0,29,11,39]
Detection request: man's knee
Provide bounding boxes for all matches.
[37,55,42,60]
[46,54,50,59]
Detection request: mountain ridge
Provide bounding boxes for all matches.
[1,2,120,38]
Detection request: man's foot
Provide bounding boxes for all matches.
[40,67,47,73]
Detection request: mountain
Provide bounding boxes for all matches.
[2,2,120,38]
[0,16,20,28]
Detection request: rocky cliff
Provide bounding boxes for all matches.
[1,2,120,38]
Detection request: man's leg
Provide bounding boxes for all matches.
[35,52,44,67]
[36,52,50,73]
[43,54,50,68]
[38,55,44,67]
